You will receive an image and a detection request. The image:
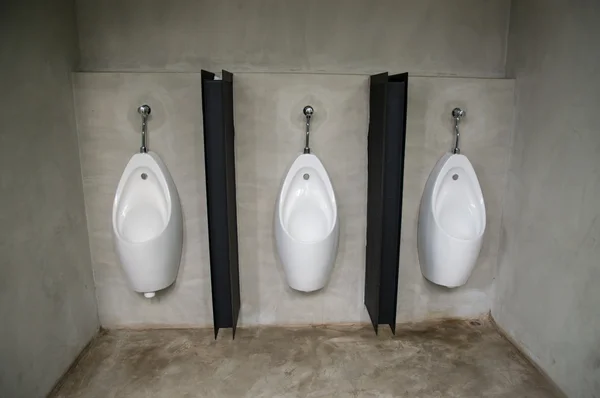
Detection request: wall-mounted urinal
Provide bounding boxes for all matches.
[112,105,183,298]
[275,106,340,292]
[417,108,486,288]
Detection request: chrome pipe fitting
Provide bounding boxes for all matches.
[138,104,151,153]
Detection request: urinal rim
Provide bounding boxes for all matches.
[112,152,174,245]
[430,153,487,243]
[277,153,338,244]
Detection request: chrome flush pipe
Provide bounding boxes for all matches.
[138,104,151,153]
[303,105,314,154]
[452,107,465,154]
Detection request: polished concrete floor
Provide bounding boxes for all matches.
[51,319,560,398]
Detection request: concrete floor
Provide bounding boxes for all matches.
[51,319,560,398]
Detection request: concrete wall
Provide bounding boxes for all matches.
[75,0,510,77]
[0,2,99,397]
[399,77,514,322]
[492,1,600,397]
[74,73,513,327]
[73,74,211,327]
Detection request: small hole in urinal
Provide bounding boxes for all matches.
[141,173,148,180]
[303,173,310,180]
[452,174,459,180]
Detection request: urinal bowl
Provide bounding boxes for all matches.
[418,216,483,287]
[274,154,340,292]
[112,152,183,296]
[114,216,182,294]
[417,153,486,288]
[275,213,340,292]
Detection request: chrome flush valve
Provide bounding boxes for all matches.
[138,104,151,153]
[451,107,465,154]
[303,105,314,154]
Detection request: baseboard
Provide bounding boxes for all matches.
[489,314,568,398]
[99,317,491,332]
[103,323,213,330]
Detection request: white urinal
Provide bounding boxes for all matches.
[112,105,183,298]
[274,106,339,292]
[417,108,486,288]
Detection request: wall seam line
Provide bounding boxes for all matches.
[70,73,102,329]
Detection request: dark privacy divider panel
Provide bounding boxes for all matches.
[364,72,408,334]
[201,70,241,338]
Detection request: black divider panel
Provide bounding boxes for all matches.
[201,70,241,339]
[364,72,408,334]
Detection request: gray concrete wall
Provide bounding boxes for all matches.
[74,73,513,327]
[399,77,514,322]
[0,2,99,397]
[492,1,600,397]
[73,73,211,327]
[75,0,510,77]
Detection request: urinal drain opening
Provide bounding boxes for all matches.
[452,174,459,181]
[303,173,310,180]
[141,173,148,180]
